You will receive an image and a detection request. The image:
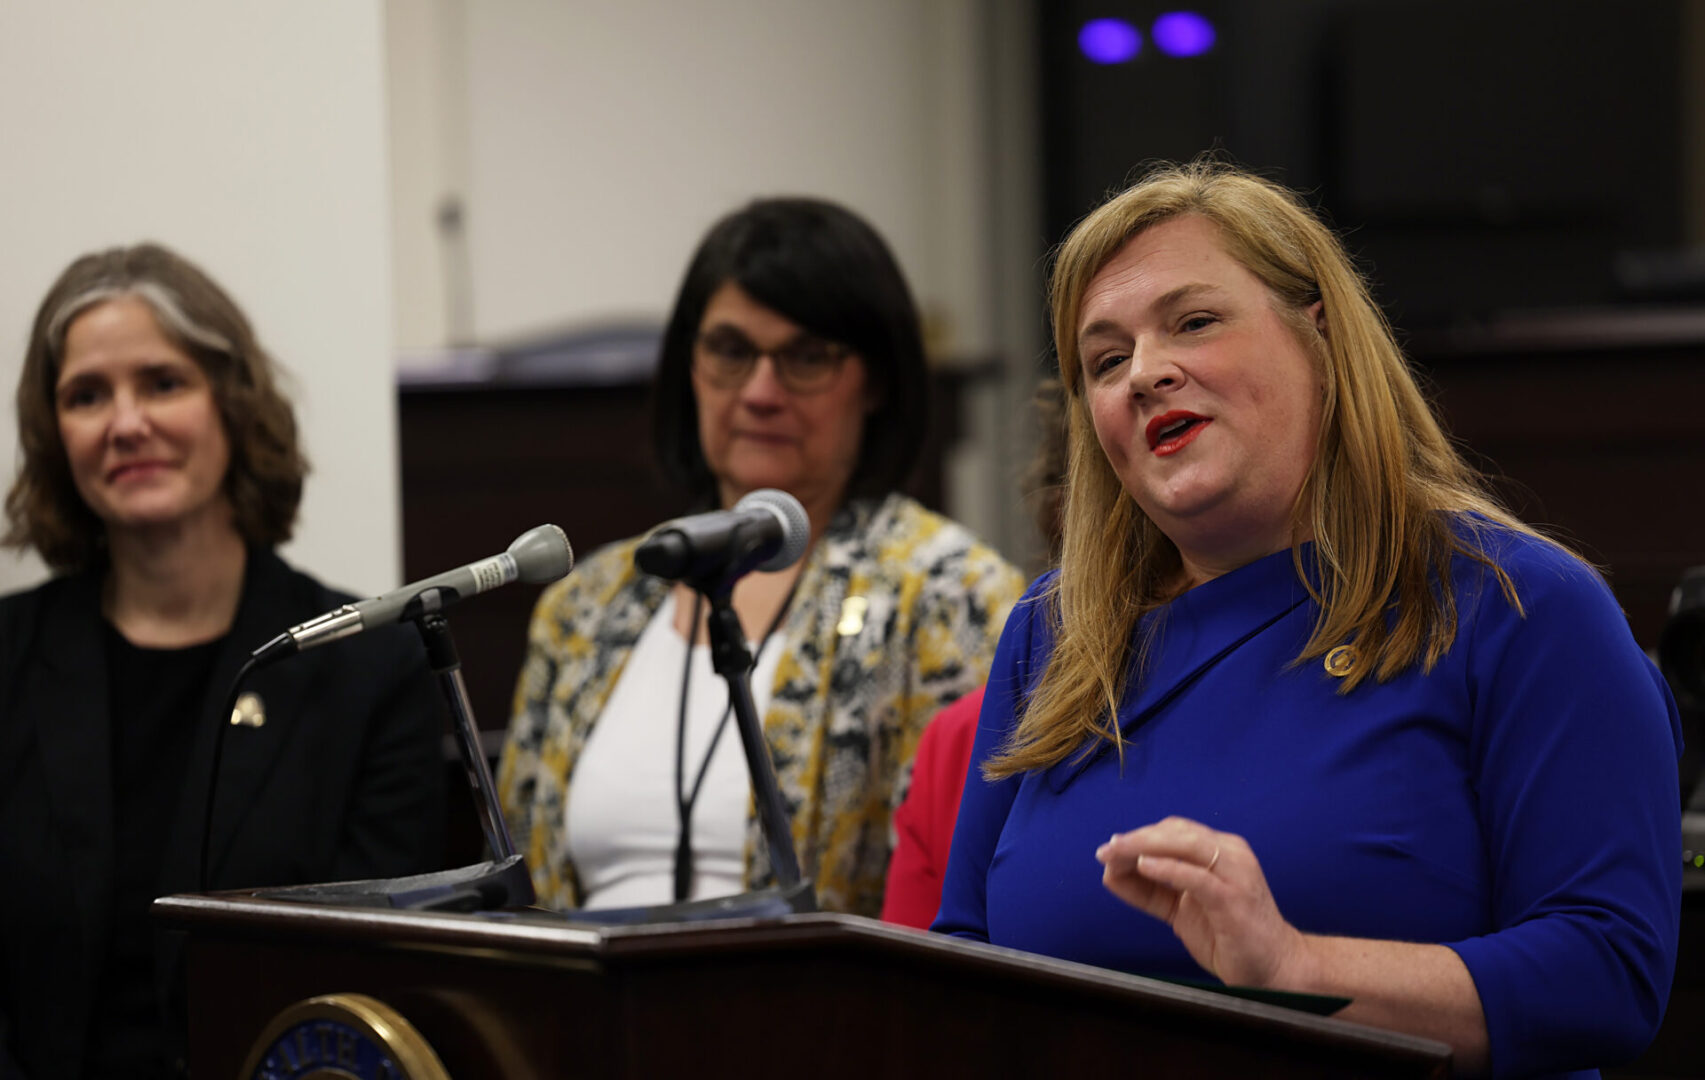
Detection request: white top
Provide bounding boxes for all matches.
[565,591,781,909]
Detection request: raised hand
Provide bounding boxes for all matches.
[1096,815,1312,988]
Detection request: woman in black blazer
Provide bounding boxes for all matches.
[0,244,445,1079]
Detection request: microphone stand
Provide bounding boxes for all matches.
[241,597,534,912]
[551,534,816,927]
[408,611,535,907]
[419,612,517,865]
[702,586,803,890]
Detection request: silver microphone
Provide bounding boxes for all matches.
[253,524,574,664]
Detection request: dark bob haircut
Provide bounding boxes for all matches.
[651,197,929,507]
[4,243,308,572]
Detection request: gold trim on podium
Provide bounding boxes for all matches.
[238,993,451,1080]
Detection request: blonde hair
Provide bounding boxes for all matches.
[985,158,1544,779]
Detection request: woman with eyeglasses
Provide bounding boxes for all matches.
[497,198,1026,916]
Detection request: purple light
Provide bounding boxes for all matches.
[1079,18,1142,64]
[1152,11,1216,57]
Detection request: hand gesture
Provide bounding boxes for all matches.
[1096,816,1311,988]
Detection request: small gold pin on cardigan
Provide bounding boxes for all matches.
[837,595,868,637]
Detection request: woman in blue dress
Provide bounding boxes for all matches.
[933,160,1682,1079]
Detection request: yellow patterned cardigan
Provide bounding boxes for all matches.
[496,492,1026,917]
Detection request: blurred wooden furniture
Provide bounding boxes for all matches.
[1409,307,1705,649]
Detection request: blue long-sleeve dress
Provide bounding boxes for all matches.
[934,528,1681,1080]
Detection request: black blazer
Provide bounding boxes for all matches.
[0,548,447,1079]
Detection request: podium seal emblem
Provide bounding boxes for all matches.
[239,993,450,1080]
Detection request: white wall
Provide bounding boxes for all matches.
[388,0,471,350]
[388,0,1005,356]
[0,1,402,595]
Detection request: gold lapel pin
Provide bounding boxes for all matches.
[230,691,266,728]
[1324,645,1358,678]
[836,595,868,637]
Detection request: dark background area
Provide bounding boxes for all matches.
[1039,0,1688,326]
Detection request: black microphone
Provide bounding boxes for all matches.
[252,524,574,665]
[635,489,809,583]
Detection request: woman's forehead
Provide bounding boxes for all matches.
[1077,219,1257,329]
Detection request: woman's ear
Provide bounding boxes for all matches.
[1309,299,1327,338]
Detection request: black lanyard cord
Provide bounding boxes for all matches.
[672,583,797,902]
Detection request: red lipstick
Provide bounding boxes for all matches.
[1145,411,1210,456]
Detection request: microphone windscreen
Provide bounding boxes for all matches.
[508,524,575,584]
[737,489,810,572]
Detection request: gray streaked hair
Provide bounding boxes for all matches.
[44,280,235,362]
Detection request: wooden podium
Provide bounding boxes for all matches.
[155,894,1450,1078]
